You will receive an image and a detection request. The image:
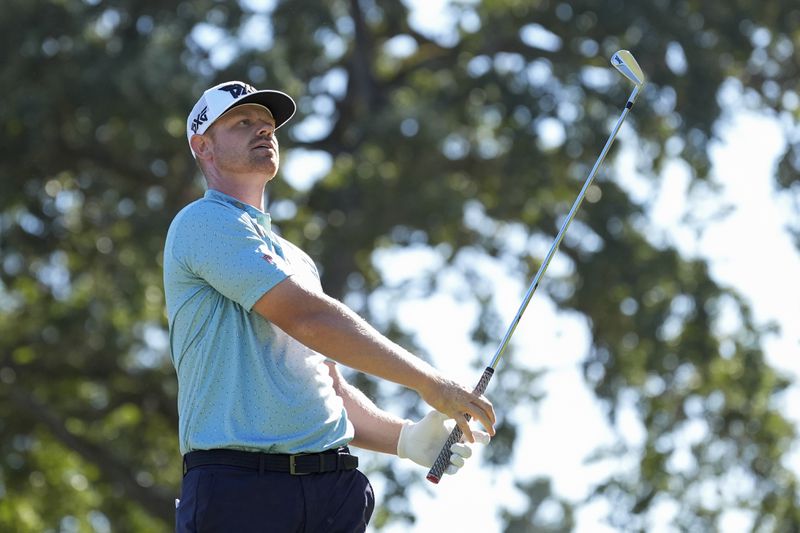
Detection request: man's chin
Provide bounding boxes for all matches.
[249,155,278,176]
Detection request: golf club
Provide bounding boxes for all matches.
[427,50,646,484]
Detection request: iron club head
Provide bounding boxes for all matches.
[611,50,645,87]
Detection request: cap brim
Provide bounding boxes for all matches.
[225,90,297,129]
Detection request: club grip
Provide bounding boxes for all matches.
[426,366,495,484]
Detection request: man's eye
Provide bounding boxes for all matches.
[240,120,250,126]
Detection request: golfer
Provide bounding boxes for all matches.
[164,81,495,532]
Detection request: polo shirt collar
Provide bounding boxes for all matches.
[205,189,272,231]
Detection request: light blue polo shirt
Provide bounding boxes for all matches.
[163,189,354,455]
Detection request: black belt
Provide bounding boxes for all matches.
[183,447,358,476]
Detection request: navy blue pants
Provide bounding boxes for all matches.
[176,465,374,532]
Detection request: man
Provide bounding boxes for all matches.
[164,81,495,532]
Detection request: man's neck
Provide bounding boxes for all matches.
[205,173,267,211]
[200,160,277,211]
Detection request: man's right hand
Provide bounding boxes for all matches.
[415,374,496,442]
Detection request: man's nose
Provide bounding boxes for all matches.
[256,122,275,136]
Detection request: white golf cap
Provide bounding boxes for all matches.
[186,80,296,156]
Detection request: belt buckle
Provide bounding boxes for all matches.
[289,454,310,476]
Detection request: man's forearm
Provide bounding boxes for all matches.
[327,362,404,454]
[255,277,441,394]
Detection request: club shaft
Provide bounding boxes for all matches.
[426,85,641,485]
[488,85,640,370]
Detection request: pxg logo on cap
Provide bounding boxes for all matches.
[186,80,297,156]
[189,82,256,135]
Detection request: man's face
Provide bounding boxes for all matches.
[204,104,279,179]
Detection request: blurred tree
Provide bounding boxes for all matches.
[0,0,798,531]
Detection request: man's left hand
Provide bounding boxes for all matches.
[397,410,491,475]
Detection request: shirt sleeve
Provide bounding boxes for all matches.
[171,202,293,311]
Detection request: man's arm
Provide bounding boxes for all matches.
[326,361,404,454]
[252,276,496,441]
[327,362,492,476]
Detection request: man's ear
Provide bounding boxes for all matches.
[190,134,212,160]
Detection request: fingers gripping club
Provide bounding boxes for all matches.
[426,367,494,484]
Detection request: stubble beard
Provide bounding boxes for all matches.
[249,148,279,179]
[216,146,279,181]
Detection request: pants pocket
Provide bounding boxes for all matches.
[323,470,375,533]
[175,469,216,533]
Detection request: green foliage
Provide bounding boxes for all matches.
[1,0,798,530]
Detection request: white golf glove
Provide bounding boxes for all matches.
[397,410,491,476]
